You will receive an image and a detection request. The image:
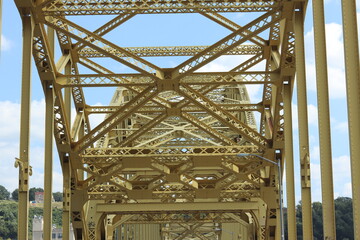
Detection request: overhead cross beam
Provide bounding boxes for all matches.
[57,71,275,88]
[40,0,280,15]
[78,45,263,58]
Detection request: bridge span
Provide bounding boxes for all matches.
[10,0,360,239]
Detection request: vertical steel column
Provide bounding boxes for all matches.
[43,24,55,240]
[312,0,336,239]
[283,83,297,240]
[62,154,71,240]
[341,0,360,239]
[43,83,54,240]
[63,62,72,240]
[294,11,314,240]
[17,15,33,240]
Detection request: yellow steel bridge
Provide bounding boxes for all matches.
[10,0,360,239]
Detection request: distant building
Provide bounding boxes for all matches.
[34,192,44,203]
[32,216,74,240]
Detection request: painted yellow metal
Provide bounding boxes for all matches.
[284,83,296,240]
[312,0,336,239]
[17,0,360,239]
[40,0,280,15]
[116,224,161,240]
[79,45,263,58]
[17,14,33,240]
[294,9,314,240]
[62,156,71,240]
[341,1,360,239]
[43,83,54,240]
[43,23,55,240]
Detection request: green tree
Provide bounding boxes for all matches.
[11,188,46,201]
[312,202,323,240]
[11,189,18,201]
[295,201,303,240]
[53,192,63,202]
[0,186,10,200]
[53,207,63,227]
[0,201,18,239]
[335,197,354,240]
[293,201,324,240]
[286,198,354,240]
[0,200,63,239]
[29,187,44,202]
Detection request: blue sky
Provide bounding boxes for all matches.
[0,0,358,203]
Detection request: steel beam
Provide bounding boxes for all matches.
[42,20,55,240]
[294,10,314,240]
[62,155,71,240]
[312,0,336,239]
[283,83,296,240]
[341,0,360,238]
[58,71,274,88]
[96,201,262,213]
[85,103,262,114]
[17,15,33,240]
[62,61,72,240]
[43,83,54,240]
[82,146,262,159]
[78,45,263,58]
[41,0,279,15]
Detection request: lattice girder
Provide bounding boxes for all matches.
[14,0,301,239]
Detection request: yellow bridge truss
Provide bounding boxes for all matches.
[12,0,360,239]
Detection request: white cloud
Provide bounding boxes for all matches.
[343,182,352,196]
[0,100,45,141]
[0,99,61,193]
[311,145,320,162]
[333,155,352,197]
[290,103,318,130]
[246,84,262,103]
[333,155,351,179]
[197,55,252,73]
[310,155,353,201]
[334,121,348,133]
[0,142,20,192]
[0,101,20,139]
[195,55,264,103]
[331,117,349,134]
[1,34,13,51]
[307,104,318,126]
[310,162,321,181]
[314,155,352,195]
[30,170,63,193]
[310,162,322,201]
[304,23,346,99]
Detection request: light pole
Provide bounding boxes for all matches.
[237,153,285,240]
